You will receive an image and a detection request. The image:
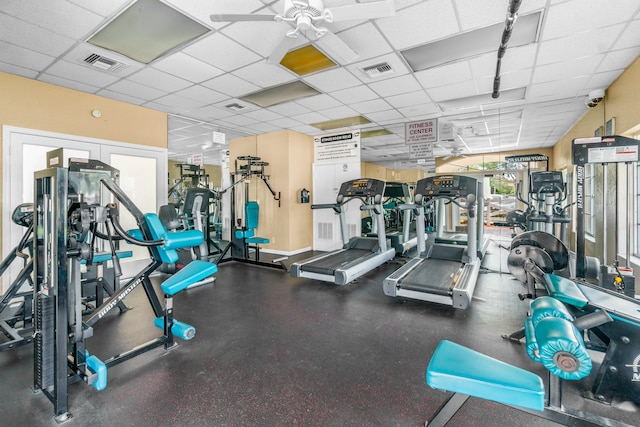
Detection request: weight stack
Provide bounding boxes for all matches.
[34,294,55,390]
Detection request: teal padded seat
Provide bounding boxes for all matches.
[136,213,217,295]
[243,201,269,245]
[426,340,545,411]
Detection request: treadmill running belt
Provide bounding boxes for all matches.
[399,259,462,296]
[301,249,374,275]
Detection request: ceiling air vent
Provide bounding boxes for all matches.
[361,62,393,78]
[83,53,126,72]
[225,103,249,112]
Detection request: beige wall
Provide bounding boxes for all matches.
[0,72,167,262]
[229,130,313,253]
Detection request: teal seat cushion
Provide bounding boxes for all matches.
[426,340,545,412]
[161,260,218,296]
[543,274,588,308]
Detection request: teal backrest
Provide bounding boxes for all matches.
[245,201,260,230]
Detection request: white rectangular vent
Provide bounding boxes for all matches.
[225,102,248,112]
[317,222,333,240]
[362,62,393,78]
[84,53,126,72]
[348,223,357,238]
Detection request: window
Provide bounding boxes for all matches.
[635,133,640,257]
[584,163,596,238]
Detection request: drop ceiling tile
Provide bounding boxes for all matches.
[269,117,304,129]
[3,0,103,39]
[268,101,312,116]
[177,85,228,104]
[612,19,640,50]
[532,56,604,85]
[67,0,131,17]
[334,22,393,62]
[290,111,330,124]
[0,41,55,71]
[415,62,472,89]
[364,109,406,123]
[37,73,99,94]
[331,85,379,104]
[154,93,207,110]
[219,114,260,127]
[295,94,343,111]
[527,75,591,99]
[106,79,168,100]
[452,0,511,31]
[375,0,459,51]
[202,74,261,97]
[350,98,393,114]
[316,105,358,120]
[598,48,640,73]
[171,0,267,27]
[0,14,75,57]
[536,24,625,66]
[219,21,299,58]
[247,122,281,133]
[96,88,146,105]
[426,80,477,102]
[186,105,236,122]
[241,109,284,122]
[303,67,362,92]
[368,74,422,98]
[129,67,193,92]
[184,32,262,72]
[234,61,297,88]
[290,124,322,135]
[0,61,39,79]
[44,60,121,87]
[475,68,533,93]
[142,101,173,112]
[398,103,441,119]
[587,70,626,91]
[153,52,225,83]
[542,0,639,41]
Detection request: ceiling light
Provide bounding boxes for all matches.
[361,129,392,138]
[241,81,321,108]
[401,11,541,72]
[87,0,209,64]
[280,45,336,76]
[311,116,371,131]
[438,87,526,111]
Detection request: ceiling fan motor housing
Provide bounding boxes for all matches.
[284,0,324,19]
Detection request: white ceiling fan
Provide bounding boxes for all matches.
[210,0,396,65]
[442,146,468,161]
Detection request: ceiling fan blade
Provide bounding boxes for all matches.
[266,36,297,65]
[210,13,276,22]
[328,0,396,22]
[315,31,358,64]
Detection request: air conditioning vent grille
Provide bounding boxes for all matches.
[362,62,393,78]
[83,53,126,72]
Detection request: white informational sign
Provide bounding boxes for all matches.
[588,146,638,163]
[439,121,455,141]
[191,153,203,166]
[409,143,434,159]
[314,130,361,163]
[405,118,438,145]
[213,131,226,144]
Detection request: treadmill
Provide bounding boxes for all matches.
[368,182,421,254]
[383,175,482,309]
[290,178,396,285]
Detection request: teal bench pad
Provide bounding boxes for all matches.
[543,274,588,308]
[161,260,217,296]
[426,340,545,412]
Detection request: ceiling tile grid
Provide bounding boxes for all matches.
[0,0,638,168]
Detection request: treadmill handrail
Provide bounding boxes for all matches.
[311,203,342,214]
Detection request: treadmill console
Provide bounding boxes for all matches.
[415,175,477,198]
[337,178,386,204]
[530,171,564,194]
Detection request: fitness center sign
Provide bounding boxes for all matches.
[314,130,361,163]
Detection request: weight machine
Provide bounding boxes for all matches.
[32,155,217,421]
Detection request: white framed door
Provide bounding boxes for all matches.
[2,126,167,291]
